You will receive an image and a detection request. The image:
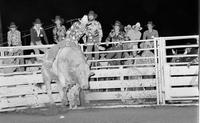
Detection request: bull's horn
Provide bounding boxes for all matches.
[89,72,95,77]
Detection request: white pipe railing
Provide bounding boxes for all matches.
[0,56,156,69]
[0,35,199,69]
[161,35,199,40]
[165,44,199,49]
[166,54,198,58]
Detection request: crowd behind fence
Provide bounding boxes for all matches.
[0,36,199,73]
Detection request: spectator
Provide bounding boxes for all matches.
[83,10,103,61]
[98,53,108,68]
[7,22,22,46]
[7,22,23,72]
[125,22,142,54]
[26,53,39,73]
[143,21,159,48]
[106,20,126,65]
[52,16,67,44]
[139,42,155,64]
[30,18,49,54]
[123,52,133,65]
[143,21,159,39]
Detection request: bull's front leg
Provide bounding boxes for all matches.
[46,80,55,104]
[42,68,55,104]
[57,73,68,106]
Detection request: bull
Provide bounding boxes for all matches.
[41,15,94,108]
[42,43,94,107]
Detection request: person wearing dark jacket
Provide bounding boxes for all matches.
[30,18,48,54]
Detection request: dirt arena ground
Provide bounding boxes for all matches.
[0,105,198,123]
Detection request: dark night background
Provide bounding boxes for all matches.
[0,0,198,45]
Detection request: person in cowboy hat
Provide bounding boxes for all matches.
[7,22,21,46]
[125,22,142,54]
[142,21,159,49]
[83,10,103,61]
[105,20,126,65]
[7,22,24,72]
[30,18,49,56]
[143,21,159,40]
[52,16,67,43]
[30,18,49,46]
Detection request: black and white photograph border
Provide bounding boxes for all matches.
[0,0,199,123]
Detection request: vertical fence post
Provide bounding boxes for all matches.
[197,37,200,91]
[153,38,159,105]
[157,37,166,104]
[157,38,162,104]
[160,37,167,104]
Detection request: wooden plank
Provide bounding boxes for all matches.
[89,79,156,89]
[85,90,156,101]
[170,66,198,75]
[91,67,155,78]
[0,74,43,86]
[169,76,198,86]
[0,83,58,97]
[167,87,199,97]
[0,93,61,109]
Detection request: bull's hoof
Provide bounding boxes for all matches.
[61,99,69,106]
[72,105,77,110]
[69,105,77,110]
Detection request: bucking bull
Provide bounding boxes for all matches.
[41,15,94,109]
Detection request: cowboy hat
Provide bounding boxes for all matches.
[52,15,64,24]
[112,20,123,29]
[33,18,42,25]
[80,15,88,25]
[88,10,98,19]
[146,21,155,27]
[8,22,17,29]
[132,22,142,30]
[124,24,132,32]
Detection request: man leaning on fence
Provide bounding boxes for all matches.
[106,20,126,65]
[142,21,159,48]
[30,18,49,55]
[5,22,24,72]
[124,22,142,55]
[52,16,67,44]
[83,10,103,61]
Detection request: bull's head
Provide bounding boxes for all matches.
[78,63,95,90]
